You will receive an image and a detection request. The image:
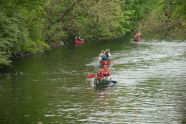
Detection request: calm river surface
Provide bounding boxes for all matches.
[0,37,186,124]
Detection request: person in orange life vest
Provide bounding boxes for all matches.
[135,31,141,40]
[102,65,111,77]
[97,69,104,80]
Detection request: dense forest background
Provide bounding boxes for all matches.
[0,0,186,67]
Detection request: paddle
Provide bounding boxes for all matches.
[87,74,96,78]
[110,80,117,84]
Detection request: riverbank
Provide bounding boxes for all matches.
[0,40,67,74]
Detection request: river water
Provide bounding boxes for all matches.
[0,37,185,124]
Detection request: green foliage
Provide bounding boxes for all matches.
[0,0,49,67]
[45,0,144,40]
[0,11,24,65]
[121,0,156,31]
[139,0,186,39]
[0,51,11,66]
[172,0,186,26]
[22,40,49,53]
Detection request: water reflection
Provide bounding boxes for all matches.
[96,87,112,98]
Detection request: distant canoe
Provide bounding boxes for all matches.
[75,40,85,45]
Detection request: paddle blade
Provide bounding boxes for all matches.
[87,74,96,78]
[110,80,117,84]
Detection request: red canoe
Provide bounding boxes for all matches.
[75,40,85,45]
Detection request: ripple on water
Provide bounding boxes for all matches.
[0,40,185,124]
[84,40,186,123]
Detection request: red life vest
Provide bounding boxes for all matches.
[135,33,141,38]
[97,71,104,79]
[102,68,110,76]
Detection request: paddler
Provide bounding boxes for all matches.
[135,31,142,41]
[105,49,112,60]
[102,65,111,79]
[99,50,107,63]
[97,69,104,80]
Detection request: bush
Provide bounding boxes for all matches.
[22,40,50,53]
